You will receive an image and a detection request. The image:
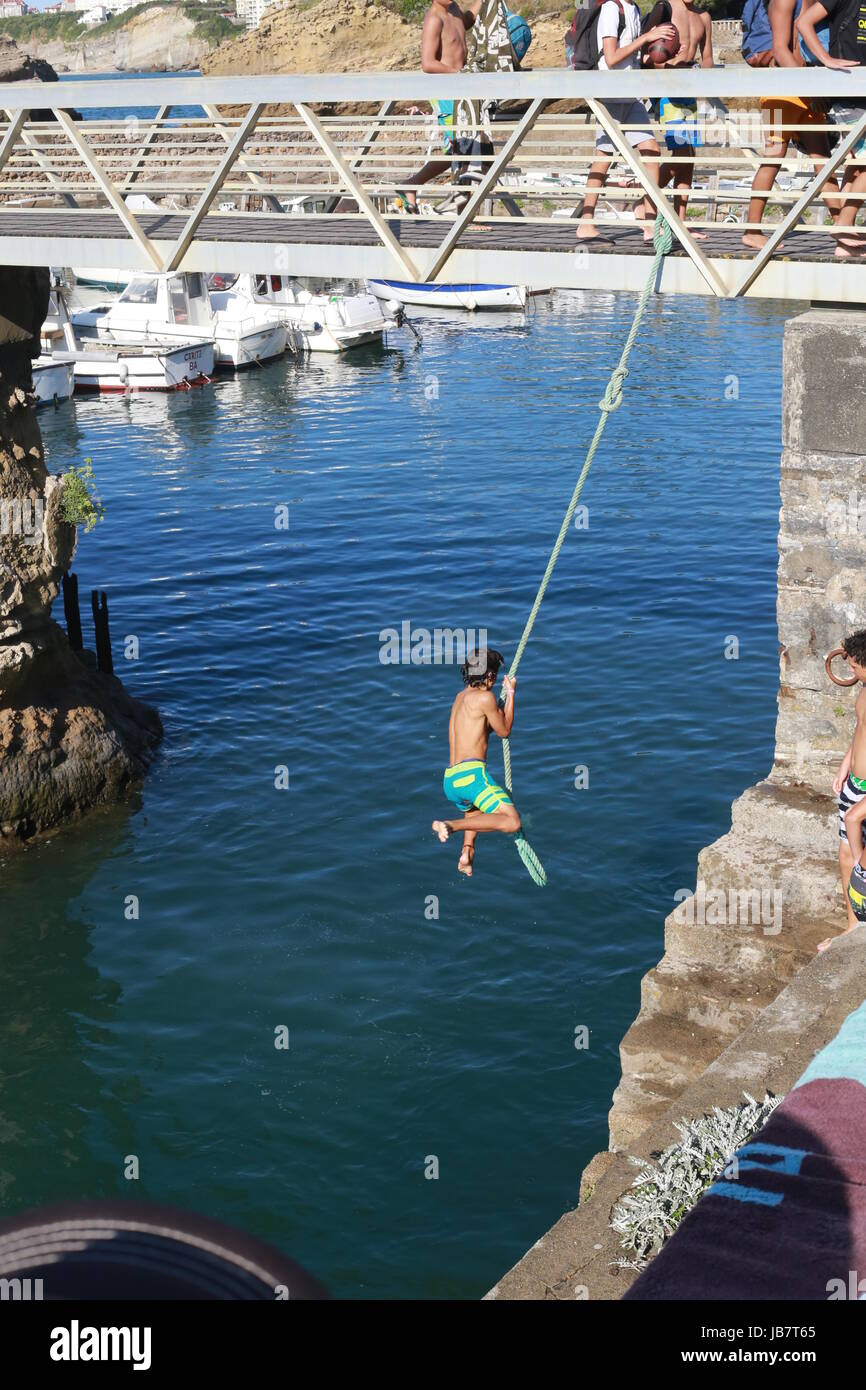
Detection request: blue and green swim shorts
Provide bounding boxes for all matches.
[443,759,513,815]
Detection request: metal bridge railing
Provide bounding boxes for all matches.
[1,69,866,296]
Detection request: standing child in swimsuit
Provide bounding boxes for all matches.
[433,647,521,877]
[819,629,866,951]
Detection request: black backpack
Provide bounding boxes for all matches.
[565,0,625,71]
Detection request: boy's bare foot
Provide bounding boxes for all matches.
[576,223,601,240]
[742,231,785,252]
[432,820,452,843]
[835,235,866,260]
[458,844,474,876]
[817,922,860,952]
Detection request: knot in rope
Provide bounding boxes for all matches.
[653,213,674,256]
[599,364,628,414]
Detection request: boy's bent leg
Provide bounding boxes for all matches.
[432,804,521,838]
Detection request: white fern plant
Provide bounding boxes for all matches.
[611,1091,781,1270]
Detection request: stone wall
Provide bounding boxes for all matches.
[490,308,866,1299]
[605,309,866,1153]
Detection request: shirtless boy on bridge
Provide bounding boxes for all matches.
[432,647,521,877]
[404,0,485,212]
[820,629,866,951]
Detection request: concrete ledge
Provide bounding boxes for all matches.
[783,310,866,457]
[486,927,866,1300]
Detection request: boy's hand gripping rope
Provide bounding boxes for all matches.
[505,216,672,887]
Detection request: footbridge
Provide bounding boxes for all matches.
[2,68,866,300]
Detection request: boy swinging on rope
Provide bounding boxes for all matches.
[432,647,522,877]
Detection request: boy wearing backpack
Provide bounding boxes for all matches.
[572,1,678,243]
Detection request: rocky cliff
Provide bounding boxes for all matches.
[0,7,215,74]
[606,309,864,1154]
[0,268,162,844]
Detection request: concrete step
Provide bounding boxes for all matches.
[696,830,839,928]
[639,958,780,1040]
[610,1011,725,1150]
[664,908,839,974]
[731,779,836,851]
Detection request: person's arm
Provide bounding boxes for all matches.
[462,0,483,30]
[604,21,676,68]
[481,679,516,739]
[700,10,714,67]
[421,9,458,72]
[800,0,853,67]
[834,744,853,795]
[769,0,800,68]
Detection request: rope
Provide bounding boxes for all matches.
[503,214,673,886]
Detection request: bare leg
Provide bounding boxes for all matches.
[660,146,708,239]
[403,158,450,210]
[576,157,613,239]
[743,140,788,249]
[832,164,866,257]
[818,839,860,951]
[633,141,661,241]
[458,830,476,876]
[433,804,521,838]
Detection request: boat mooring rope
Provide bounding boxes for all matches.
[504,215,673,887]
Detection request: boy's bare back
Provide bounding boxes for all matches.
[448,686,500,764]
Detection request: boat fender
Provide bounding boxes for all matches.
[118,360,129,384]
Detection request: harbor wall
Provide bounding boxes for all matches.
[489,306,866,1298]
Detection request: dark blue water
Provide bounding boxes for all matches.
[67,69,205,122]
[1,291,791,1297]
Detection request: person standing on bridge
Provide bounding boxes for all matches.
[576,1,678,244]
[653,0,714,241]
[799,0,866,258]
[741,0,843,252]
[402,0,485,214]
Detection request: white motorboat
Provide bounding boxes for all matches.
[72,272,287,370]
[32,356,75,408]
[53,341,214,393]
[41,279,214,393]
[367,279,531,312]
[209,273,399,353]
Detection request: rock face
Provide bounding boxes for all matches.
[605,309,864,1153]
[0,8,212,74]
[0,267,162,845]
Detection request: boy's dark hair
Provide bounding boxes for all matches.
[462,647,505,687]
[843,630,866,667]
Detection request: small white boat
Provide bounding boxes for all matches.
[367,279,530,312]
[209,273,398,353]
[40,280,213,392]
[32,356,75,408]
[72,272,286,370]
[56,341,214,394]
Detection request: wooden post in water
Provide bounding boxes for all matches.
[91,589,114,674]
[62,571,83,651]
